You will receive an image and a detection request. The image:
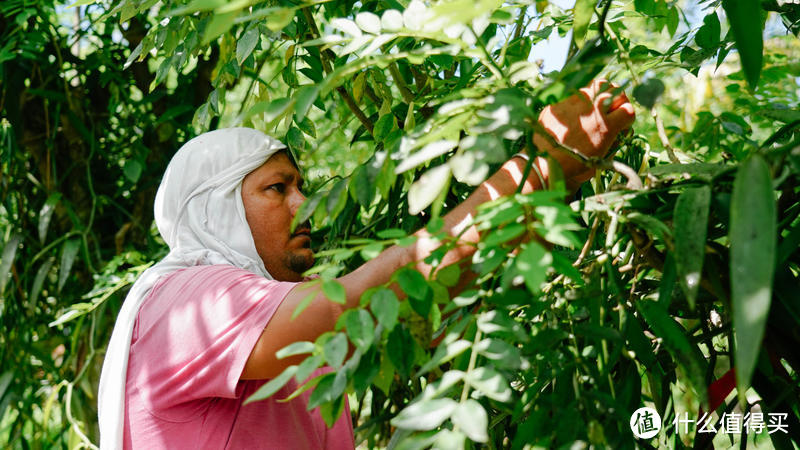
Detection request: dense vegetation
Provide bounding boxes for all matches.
[1,0,799,448]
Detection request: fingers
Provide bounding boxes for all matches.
[608,101,636,131]
[608,92,629,112]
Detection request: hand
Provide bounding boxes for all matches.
[533,79,635,184]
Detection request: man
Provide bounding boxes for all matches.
[98,80,634,449]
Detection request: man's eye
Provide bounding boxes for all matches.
[268,183,286,193]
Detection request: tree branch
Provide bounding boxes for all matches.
[302,7,374,136]
[388,62,415,104]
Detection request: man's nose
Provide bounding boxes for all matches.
[289,189,307,215]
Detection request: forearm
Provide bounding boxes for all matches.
[340,154,552,300]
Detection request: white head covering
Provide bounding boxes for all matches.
[97,128,286,449]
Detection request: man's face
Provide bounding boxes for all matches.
[241,152,313,282]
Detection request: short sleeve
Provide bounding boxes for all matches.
[127,264,297,421]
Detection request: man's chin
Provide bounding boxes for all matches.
[288,250,315,274]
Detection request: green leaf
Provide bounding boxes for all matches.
[203,11,236,45]
[0,235,21,295]
[416,339,471,376]
[408,164,451,215]
[322,332,348,368]
[38,195,63,242]
[319,394,345,428]
[451,399,488,443]
[242,97,294,125]
[68,0,100,8]
[373,114,395,142]
[632,78,665,109]
[637,299,707,406]
[482,223,526,247]
[673,186,711,309]
[396,140,458,173]
[308,370,347,409]
[474,338,522,369]
[515,242,552,293]
[695,12,721,49]
[730,155,776,404]
[666,6,679,37]
[395,268,430,300]
[245,365,297,403]
[466,367,512,402]
[123,160,143,183]
[263,7,294,32]
[322,280,346,305]
[345,309,374,352]
[30,258,55,308]
[376,228,406,239]
[275,341,315,359]
[236,26,259,64]
[391,398,458,430]
[572,0,594,46]
[58,238,81,291]
[325,178,348,219]
[290,190,323,233]
[722,0,764,89]
[370,288,399,331]
[387,326,416,376]
[295,354,323,382]
[294,84,320,123]
[166,0,225,15]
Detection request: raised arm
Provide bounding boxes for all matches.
[241,80,635,379]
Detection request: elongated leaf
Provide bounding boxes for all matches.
[673,186,711,309]
[323,332,348,368]
[245,365,297,403]
[391,398,458,430]
[0,234,21,295]
[408,164,450,215]
[242,97,294,125]
[307,370,347,409]
[276,341,314,359]
[721,0,764,89]
[58,238,81,291]
[451,399,488,443]
[370,288,399,331]
[730,155,776,404]
[30,258,55,309]
[637,299,707,406]
[572,0,594,46]
[203,11,236,45]
[294,85,320,123]
[515,242,552,293]
[466,367,512,402]
[345,309,375,352]
[236,26,259,64]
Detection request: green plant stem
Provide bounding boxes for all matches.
[387,63,415,104]
[460,329,483,403]
[601,21,680,164]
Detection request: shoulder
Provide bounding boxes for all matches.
[137,264,294,328]
[152,264,277,295]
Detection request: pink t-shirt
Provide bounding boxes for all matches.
[123,264,354,449]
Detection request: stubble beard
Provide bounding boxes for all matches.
[287,251,314,275]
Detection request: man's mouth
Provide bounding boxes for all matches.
[293,229,311,238]
[292,224,312,239]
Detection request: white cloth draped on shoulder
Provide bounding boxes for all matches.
[97,128,285,450]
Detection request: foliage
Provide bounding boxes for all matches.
[2,0,800,448]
